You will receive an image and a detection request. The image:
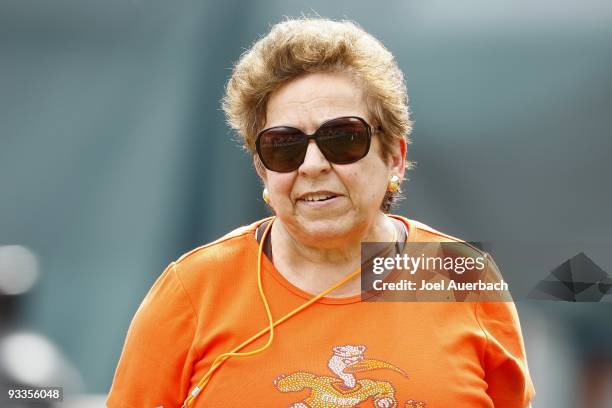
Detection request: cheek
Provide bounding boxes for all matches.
[267,173,295,200]
[341,168,386,208]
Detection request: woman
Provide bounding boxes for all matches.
[107,18,535,407]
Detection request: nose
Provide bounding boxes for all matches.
[298,140,331,176]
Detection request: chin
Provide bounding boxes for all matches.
[292,215,365,246]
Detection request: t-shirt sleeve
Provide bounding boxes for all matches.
[476,300,536,408]
[107,262,199,408]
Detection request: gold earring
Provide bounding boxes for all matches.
[262,188,270,204]
[387,175,401,193]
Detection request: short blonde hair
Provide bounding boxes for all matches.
[222,17,413,210]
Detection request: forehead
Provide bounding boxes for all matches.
[265,71,369,132]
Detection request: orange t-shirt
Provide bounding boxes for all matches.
[107,216,535,408]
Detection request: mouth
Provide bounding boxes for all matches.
[297,192,341,203]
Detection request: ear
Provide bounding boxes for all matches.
[389,138,407,180]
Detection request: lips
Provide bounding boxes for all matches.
[297,191,341,202]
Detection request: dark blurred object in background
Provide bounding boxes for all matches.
[0,245,82,406]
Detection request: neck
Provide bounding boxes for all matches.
[270,213,396,296]
[275,213,394,263]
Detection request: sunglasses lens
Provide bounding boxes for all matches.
[257,127,307,172]
[316,118,370,164]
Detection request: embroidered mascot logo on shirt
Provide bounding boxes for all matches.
[273,344,426,408]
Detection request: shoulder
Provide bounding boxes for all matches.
[394,213,496,262]
[170,217,271,291]
[407,217,486,258]
[392,215,475,246]
[392,215,510,299]
[176,217,269,265]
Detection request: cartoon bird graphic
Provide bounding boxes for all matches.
[273,345,420,408]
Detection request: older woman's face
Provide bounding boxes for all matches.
[260,71,405,246]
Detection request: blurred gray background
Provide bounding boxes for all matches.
[1,0,611,406]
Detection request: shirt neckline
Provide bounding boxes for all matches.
[251,215,414,305]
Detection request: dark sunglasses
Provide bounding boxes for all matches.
[255,116,379,173]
